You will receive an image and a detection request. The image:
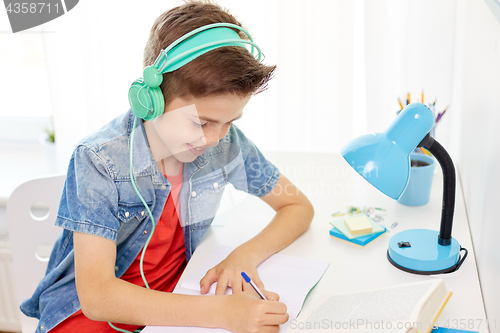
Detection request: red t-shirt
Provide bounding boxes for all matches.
[52,166,186,332]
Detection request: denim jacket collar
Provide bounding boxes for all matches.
[127,112,167,186]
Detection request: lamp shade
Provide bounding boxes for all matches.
[341,103,434,199]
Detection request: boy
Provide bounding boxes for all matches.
[21,1,314,332]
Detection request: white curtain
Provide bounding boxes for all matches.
[42,0,459,161]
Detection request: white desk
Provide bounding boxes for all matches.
[174,152,489,333]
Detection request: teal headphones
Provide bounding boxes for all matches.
[128,22,264,121]
[111,23,264,333]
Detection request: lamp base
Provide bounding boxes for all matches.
[387,229,461,275]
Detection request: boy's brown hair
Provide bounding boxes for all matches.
[143,0,276,107]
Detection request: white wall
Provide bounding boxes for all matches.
[451,0,500,328]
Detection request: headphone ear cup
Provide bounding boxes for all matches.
[146,87,165,121]
[128,80,165,121]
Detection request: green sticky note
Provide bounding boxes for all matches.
[329,213,384,240]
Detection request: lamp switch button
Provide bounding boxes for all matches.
[398,241,411,248]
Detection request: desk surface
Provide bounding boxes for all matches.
[174,152,488,333]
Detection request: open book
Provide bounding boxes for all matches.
[142,245,329,333]
[289,279,452,333]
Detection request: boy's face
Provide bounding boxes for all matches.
[145,93,250,169]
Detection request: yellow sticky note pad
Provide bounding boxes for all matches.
[330,213,384,239]
[344,215,373,235]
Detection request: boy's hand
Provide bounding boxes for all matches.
[199,251,266,296]
[221,290,289,333]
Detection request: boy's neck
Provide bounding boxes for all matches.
[143,119,182,176]
[156,159,182,177]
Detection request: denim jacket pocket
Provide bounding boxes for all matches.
[189,171,227,228]
[116,203,150,244]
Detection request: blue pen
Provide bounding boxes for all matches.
[241,272,267,300]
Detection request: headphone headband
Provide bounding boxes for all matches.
[157,29,262,73]
[128,23,264,121]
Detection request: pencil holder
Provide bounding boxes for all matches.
[397,153,435,206]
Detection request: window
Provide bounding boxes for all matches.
[0,20,52,142]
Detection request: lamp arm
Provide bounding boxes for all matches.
[418,134,456,246]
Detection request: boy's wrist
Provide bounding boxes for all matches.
[210,295,231,329]
[230,245,262,267]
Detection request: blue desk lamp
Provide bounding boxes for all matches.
[341,103,467,274]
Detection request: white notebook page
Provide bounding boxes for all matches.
[142,245,329,333]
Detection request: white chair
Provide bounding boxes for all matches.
[7,175,66,333]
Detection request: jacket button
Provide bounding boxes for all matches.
[191,191,196,197]
[115,266,119,271]
[160,185,167,190]
[40,325,44,331]
[144,230,148,234]
[213,182,218,189]
[124,211,130,218]
[141,211,145,216]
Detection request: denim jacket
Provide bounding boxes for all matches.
[20,109,280,332]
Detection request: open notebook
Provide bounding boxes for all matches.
[142,245,329,333]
